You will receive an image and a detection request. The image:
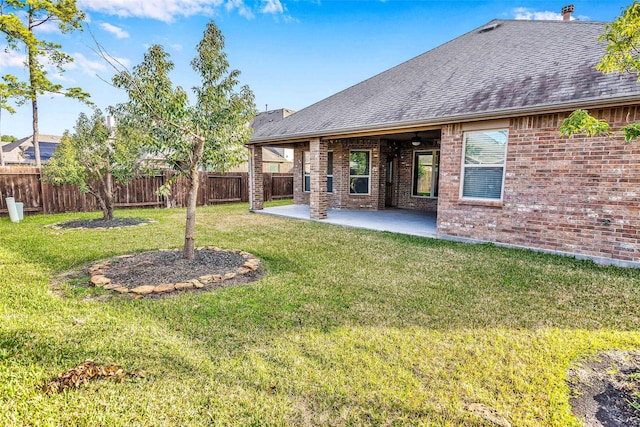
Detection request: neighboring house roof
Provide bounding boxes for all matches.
[252,108,295,131]
[263,147,290,163]
[1,134,63,163]
[251,19,640,144]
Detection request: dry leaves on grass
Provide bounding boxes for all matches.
[44,360,146,394]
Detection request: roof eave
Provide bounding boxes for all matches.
[248,95,640,145]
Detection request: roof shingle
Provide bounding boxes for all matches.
[251,19,640,143]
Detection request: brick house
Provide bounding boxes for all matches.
[247,17,640,267]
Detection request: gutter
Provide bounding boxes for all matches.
[248,95,640,145]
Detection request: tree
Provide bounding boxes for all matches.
[111,21,256,260]
[43,108,145,220]
[0,0,90,167]
[0,75,24,166]
[560,1,640,142]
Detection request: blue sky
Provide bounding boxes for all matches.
[0,0,633,138]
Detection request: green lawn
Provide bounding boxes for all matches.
[1,202,639,426]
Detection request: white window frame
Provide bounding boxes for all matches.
[411,149,440,198]
[303,150,333,193]
[327,151,333,194]
[349,149,371,195]
[303,151,311,193]
[459,129,508,202]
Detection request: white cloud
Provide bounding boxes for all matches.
[100,22,130,39]
[78,0,289,21]
[78,0,224,22]
[512,7,587,21]
[225,0,254,19]
[67,52,108,76]
[261,0,283,14]
[0,49,26,68]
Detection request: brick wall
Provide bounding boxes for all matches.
[293,138,383,209]
[437,107,640,264]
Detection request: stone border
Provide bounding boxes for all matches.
[46,219,157,231]
[87,247,261,297]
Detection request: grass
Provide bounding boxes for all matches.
[1,202,639,426]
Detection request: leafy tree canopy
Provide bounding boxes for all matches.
[43,108,146,220]
[111,21,256,259]
[0,0,90,166]
[560,1,640,142]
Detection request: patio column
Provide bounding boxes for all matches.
[248,145,264,211]
[309,137,328,220]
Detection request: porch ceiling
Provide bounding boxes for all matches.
[251,129,442,146]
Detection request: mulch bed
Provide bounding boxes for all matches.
[57,247,263,300]
[49,217,152,230]
[103,250,247,287]
[568,350,640,426]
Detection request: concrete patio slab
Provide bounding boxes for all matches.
[256,204,437,238]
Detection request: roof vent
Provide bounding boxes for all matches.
[478,23,500,33]
[561,4,574,21]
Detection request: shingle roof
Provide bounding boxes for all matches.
[251,19,640,144]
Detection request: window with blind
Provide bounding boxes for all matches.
[460,129,508,200]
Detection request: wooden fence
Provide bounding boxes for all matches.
[0,167,293,215]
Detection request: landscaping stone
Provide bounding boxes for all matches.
[131,285,155,295]
[153,284,175,293]
[243,261,259,271]
[113,286,130,294]
[192,280,204,289]
[224,272,236,280]
[175,282,194,290]
[90,275,111,286]
[236,267,251,275]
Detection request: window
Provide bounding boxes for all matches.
[412,150,440,197]
[327,151,333,193]
[349,150,370,194]
[461,129,508,200]
[266,163,279,173]
[303,151,310,192]
[303,151,333,193]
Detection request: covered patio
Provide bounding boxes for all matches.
[256,204,437,238]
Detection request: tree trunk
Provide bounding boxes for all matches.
[183,137,205,260]
[28,8,41,168]
[183,167,199,260]
[91,190,108,221]
[31,96,40,167]
[103,174,115,221]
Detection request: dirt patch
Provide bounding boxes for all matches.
[568,350,640,426]
[50,217,152,230]
[58,248,263,299]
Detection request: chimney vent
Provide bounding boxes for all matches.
[561,4,574,21]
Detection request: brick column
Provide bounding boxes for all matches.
[248,145,264,211]
[309,137,328,219]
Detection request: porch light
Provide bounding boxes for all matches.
[411,133,422,146]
